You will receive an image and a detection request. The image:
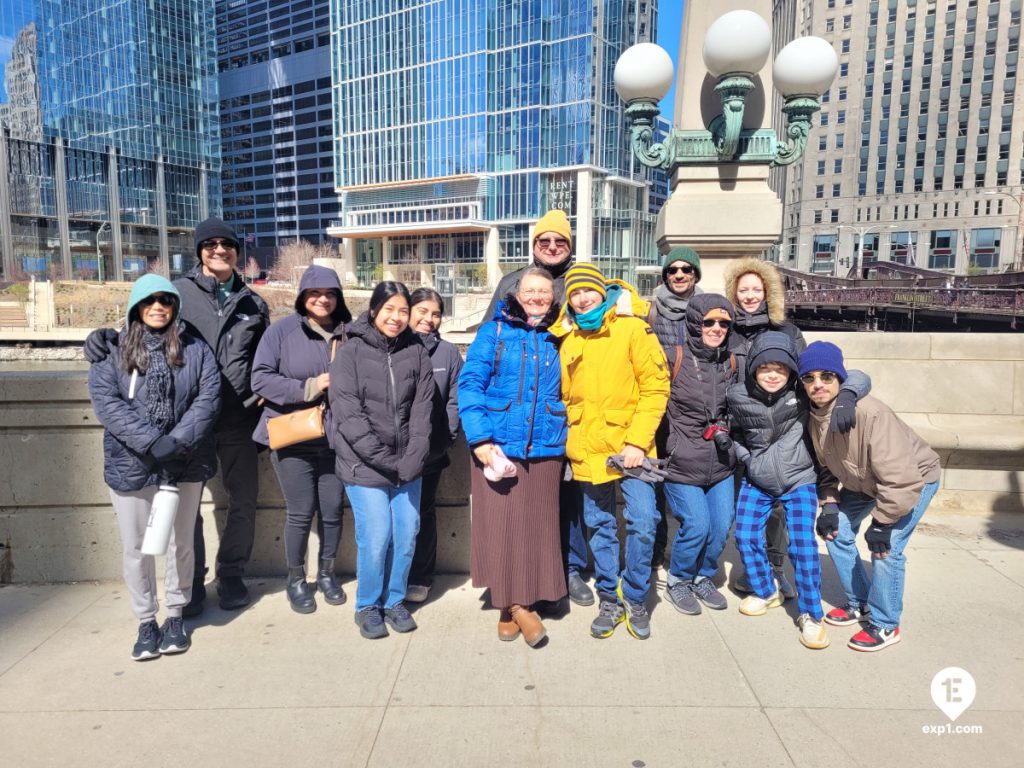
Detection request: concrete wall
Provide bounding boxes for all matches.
[0,332,1021,583]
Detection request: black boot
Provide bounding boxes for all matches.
[286,567,316,614]
[316,558,347,605]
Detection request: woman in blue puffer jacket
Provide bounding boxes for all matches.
[458,267,568,647]
[88,274,220,662]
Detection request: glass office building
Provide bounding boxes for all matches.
[329,0,664,290]
[216,0,339,269]
[0,0,220,281]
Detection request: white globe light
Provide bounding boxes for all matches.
[773,36,840,97]
[702,10,772,78]
[614,43,675,102]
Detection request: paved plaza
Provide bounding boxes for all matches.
[2,514,1023,767]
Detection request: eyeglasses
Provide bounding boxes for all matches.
[667,265,695,276]
[140,294,176,308]
[535,238,569,250]
[701,318,731,329]
[519,289,554,298]
[201,238,237,251]
[799,371,839,384]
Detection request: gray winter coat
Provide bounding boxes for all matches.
[89,332,221,492]
[328,314,435,488]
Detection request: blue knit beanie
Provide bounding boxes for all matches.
[798,341,847,382]
[126,274,180,324]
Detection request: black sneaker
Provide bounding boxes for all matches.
[848,624,901,652]
[590,596,624,639]
[158,617,191,654]
[617,582,650,640]
[383,602,418,633]
[131,620,161,661]
[217,576,250,610]
[355,606,389,639]
[690,578,728,610]
[664,581,702,615]
[567,571,595,606]
[182,578,206,618]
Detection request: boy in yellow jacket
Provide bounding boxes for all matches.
[551,264,669,639]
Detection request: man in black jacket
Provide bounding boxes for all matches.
[85,218,270,614]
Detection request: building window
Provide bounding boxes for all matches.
[817,160,826,175]
[929,229,957,269]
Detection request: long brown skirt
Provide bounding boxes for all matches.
[470,455,567,608]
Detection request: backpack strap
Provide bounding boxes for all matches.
[672,346,683,381]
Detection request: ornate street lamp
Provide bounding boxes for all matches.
[614,10,839,170]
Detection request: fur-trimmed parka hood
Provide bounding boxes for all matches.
[723,257,786,326]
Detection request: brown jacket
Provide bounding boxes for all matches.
[808,395,941,524]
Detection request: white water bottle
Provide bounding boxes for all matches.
[141,484,180,556]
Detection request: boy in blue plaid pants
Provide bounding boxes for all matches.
[725,332,870,649]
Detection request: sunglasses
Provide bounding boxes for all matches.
[701,318,731,329]
[201,238,237,251]
[140,293,176,308]
[799,371,839,384]
[667,265,695,276]
[535,238,569,249]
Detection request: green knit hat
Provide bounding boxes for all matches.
[661,247,702,282]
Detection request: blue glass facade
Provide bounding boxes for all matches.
[216,0,340,267]
[0,0,220,280]
[330,0,664,286]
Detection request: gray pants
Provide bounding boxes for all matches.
[110,482,202,622]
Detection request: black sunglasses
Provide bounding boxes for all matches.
[800,371,839,384]
[702,318,731,329]
[201,238,237,251]
[667,265,695,276]
[140,293,177,308]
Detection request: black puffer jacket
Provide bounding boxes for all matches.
[482,256,574,325]
[174,266,270,431]
[732,320,805,381]
[419,330,464,474]
[664,294,738,486]
[89,332,221,492]
[328,313,435,488]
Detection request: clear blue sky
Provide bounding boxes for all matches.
[657,1,684,117]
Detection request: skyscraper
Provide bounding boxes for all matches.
[215,0,339,269]
[329,0,664,292]
[772,0,1023,276]
[0,0,221,280]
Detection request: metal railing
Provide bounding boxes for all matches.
[787,286,1024,315]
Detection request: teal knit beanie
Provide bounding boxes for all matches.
[126,274,180,324]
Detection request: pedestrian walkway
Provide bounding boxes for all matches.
[2,515,1022,767]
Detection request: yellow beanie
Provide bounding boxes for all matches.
[532,209,573,250]
[564,263,607,300]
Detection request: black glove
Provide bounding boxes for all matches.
[150,435,188,462]
[815,502,840,539]
[712,430,733,452]
[864,519,894,555]
[829,389,858,434]
[160,460,187,483]
[83,328,118,363]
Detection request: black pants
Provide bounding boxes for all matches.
[409,469,442,587]
[271,443,344,568]
[193,427,260,580]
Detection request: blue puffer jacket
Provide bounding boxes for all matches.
[459,298,566,461]
[88,332,221,492]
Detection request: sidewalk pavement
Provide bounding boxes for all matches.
[2,514,1023,768]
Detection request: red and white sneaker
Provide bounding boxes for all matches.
[824,603,870,627]
[848,624,901,652]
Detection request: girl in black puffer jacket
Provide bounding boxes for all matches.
[328,281,435,640]
[88,274,220,662]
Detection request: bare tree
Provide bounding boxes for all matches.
[244,256,261,283]
[269,239,339,284]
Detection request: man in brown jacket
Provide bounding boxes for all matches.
[799,341,941,652]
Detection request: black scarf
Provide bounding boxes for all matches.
[733,301,771,337]
[142,329,174,432]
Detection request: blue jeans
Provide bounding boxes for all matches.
[579,477,657,604]
[347,480,422,611]
[664,476,735,586]
[825,481,938,631]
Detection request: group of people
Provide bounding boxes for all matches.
[86,211,940,660]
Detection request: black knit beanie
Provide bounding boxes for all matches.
[194,217,240,258]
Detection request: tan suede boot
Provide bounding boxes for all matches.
[509,604,546,647]
[498,608,520,641]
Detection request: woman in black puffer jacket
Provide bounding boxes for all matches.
[328,281,435,640]
[88,274,220,662]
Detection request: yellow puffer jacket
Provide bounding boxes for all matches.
[550,280,670,485]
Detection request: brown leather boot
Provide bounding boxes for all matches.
[498,608,520,641]
[509,604,546,647]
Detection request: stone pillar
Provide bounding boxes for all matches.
[658,0,783,294]
[381,236,393,281]
[155,155,170,276]
[337,238,357,284]
[106,147,124,280]
[574,169,593,262]
[484,226,501,290]
[52,137,71,279]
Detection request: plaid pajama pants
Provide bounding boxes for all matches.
[734,480,823,620]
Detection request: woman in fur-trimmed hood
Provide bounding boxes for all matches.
[723,257,805,380]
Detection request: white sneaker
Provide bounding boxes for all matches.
[738,591,783,616]
[405,584,430,603]
[797,614,831,649]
